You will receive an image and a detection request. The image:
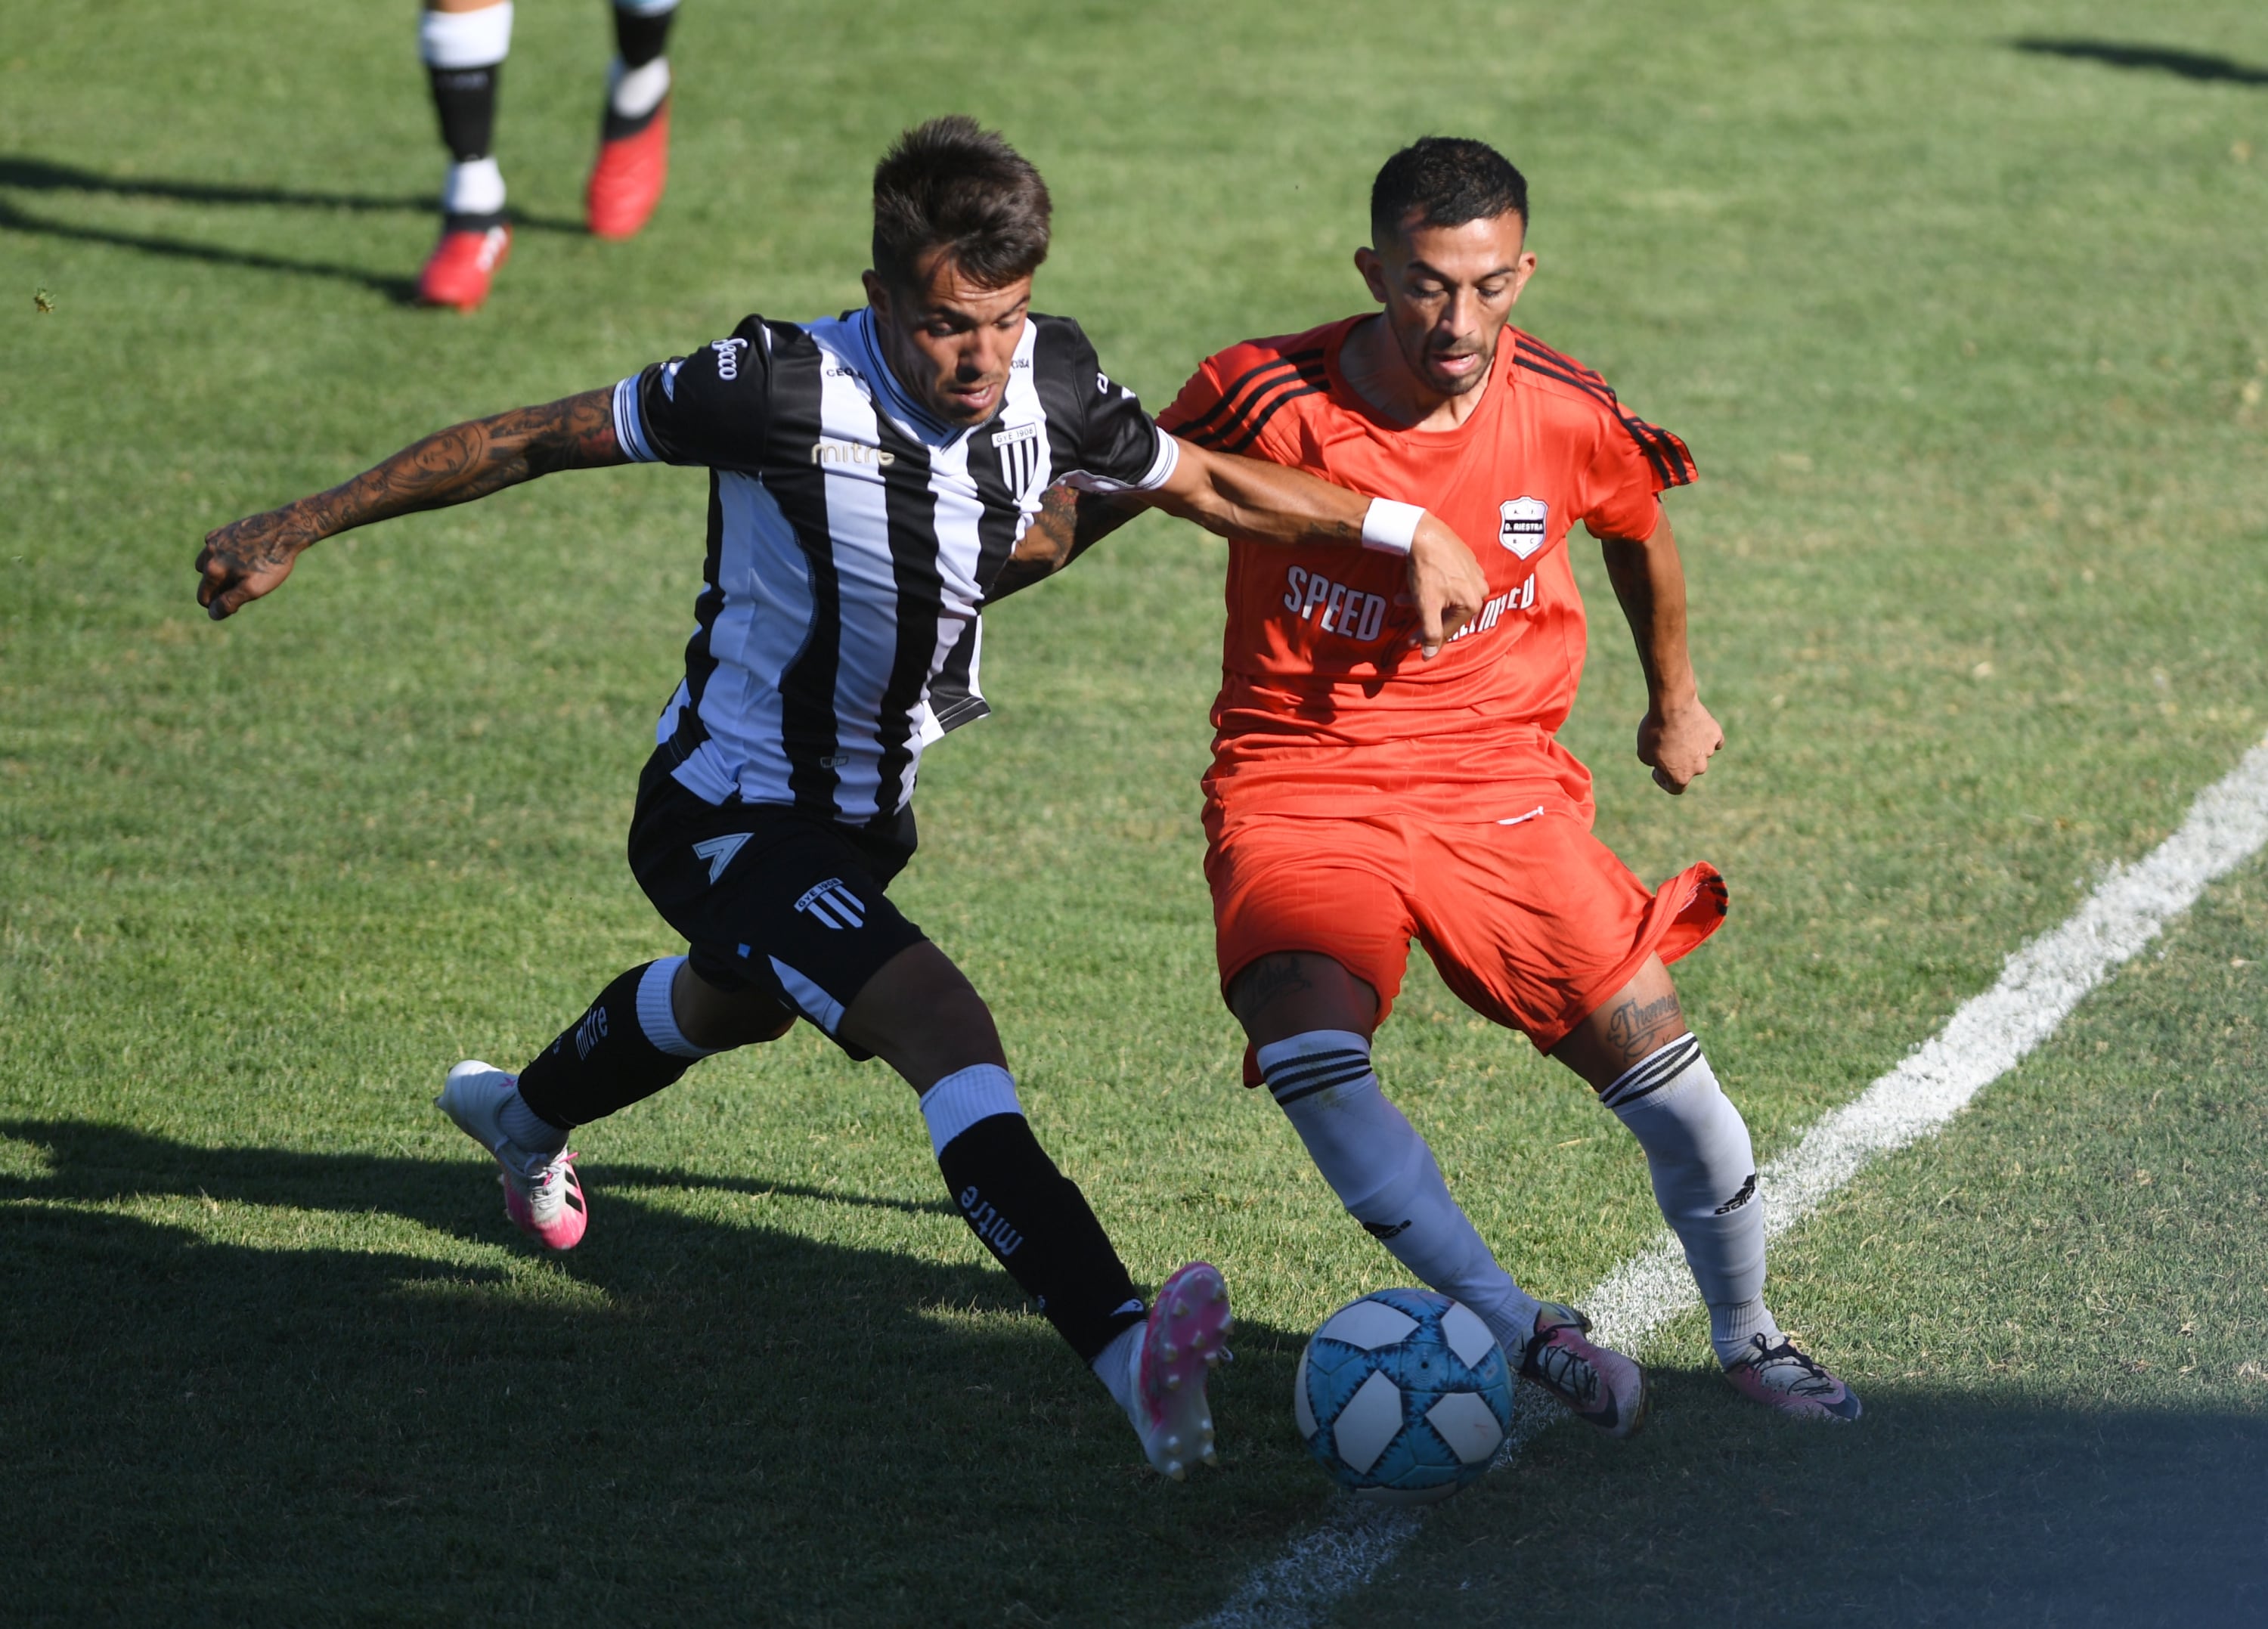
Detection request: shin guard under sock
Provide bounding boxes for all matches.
[516,957,711,1131]
[1257,1031,1541,1355]
[921,1066,1144,1364]
[1601,1036,1780,1365]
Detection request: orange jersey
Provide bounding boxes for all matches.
[1158,316,1695,822]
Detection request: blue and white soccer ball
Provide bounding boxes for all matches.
[1294,1287,1514,1504]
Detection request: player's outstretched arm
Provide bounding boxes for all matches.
[1596,503,1724,794]
[195,389,626,621]
[1148,438,1489,658]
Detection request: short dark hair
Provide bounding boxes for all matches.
[872,116,1052,293]
[1369,137,1529,245]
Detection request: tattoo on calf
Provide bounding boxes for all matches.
[1605,992,1684,1062]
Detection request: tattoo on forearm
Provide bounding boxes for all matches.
[1604,992,1684,1062]
[318,390,621,531]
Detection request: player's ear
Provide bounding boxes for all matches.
[1354,246,1390,304]
[861,268,891,320]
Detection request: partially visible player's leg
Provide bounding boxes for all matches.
[836,941,1231,1479]
[1211,820,1644,1434]
[417,0,515,309]
[586,0,679,238]
[1551,960,1860,1420]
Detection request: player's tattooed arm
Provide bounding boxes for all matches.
[195,389,626,620]
[987,485,1142,602]
[1596,505,1724,795]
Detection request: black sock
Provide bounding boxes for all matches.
[429,62,500,164]
[612,3,674,70]
[602,5,674,140]
[934,1113,1145,1364]
[517,961,697,1130]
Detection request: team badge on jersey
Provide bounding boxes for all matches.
[1498,497,1548,559]
[794,878,867,931]
[993,420,1046,507]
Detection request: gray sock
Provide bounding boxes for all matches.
[1259,1030,1541,1356]
[1600,1035,1777,1366]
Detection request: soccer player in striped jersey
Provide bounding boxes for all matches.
[194,117,1490,1476]
[1011,138,1861,1424]
[417,0,681,311]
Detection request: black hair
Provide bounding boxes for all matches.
[872,116,1052,292]
[1368,136,1529,244]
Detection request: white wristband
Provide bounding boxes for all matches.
[1360,497,1424,556]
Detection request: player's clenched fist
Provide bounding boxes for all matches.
[1637,698,1724,795]
[197,506,318,621]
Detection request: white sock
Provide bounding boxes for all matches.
[1257,1030,1542,1357]
[916,1064,1021,1157]
[1601,1036,1782,1366]
[497,1088,568,1162]
[442,156,506,220]
[638,955,715,1060]
[607,55,671,121]
[1090,1321,1142,1422]
[418,2,513,69]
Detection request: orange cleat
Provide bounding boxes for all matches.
[417,224,511,311]
[585,101,670,240]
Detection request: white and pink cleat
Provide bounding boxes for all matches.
[435,1061,588,1250]
[1131,1262,1233,1479]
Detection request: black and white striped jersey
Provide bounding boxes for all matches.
[612,307,1179,825]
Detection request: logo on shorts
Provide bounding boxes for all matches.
[1498,496,1548,559]
[795,877,866,931]
[692,833,751,884]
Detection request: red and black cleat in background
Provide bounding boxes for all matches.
[417,221,512,311]
[586,98,669,240]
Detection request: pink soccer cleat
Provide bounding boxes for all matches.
[435,1061,587,1250]
[1521,1301,1650,1438]
[1724,1333,1862,1421]
[417,225,511,311]
[1131,1262,1234,1479]
[585,102,669,240]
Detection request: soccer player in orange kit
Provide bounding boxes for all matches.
[1011,138,1858,1426]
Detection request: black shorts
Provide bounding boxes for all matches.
[627,752,928,1059]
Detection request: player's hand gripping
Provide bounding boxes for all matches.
[1402,511,1489,659]
[1636,696,1724,794]
[197,503,321,620]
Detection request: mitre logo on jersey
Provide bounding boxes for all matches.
[810,438,895,467]
[1498,496,1548,559]
[993,419,1045,506]
[794,878,867,931]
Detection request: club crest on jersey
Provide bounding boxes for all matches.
[794,878,866,931]
[993,419,1046,506]
[1498,497,1548,559]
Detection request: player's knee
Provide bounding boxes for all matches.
[841,941,1006,1084]
[1228,952,1379,1042]
[672,961,795,1051]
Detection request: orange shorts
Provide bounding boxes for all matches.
[1205,799,1726,1075]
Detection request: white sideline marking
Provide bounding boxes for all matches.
[1191,736,2268,1629]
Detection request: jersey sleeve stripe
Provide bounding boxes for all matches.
[1172,348,1328,441]
[1511,347,1696,489]
[1204,379,1326,457]
[613,373,658,463]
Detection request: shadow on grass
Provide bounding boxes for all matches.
[0,1120,1320,1628]
[1380,1362,2268,1627]
[0,153,584,305]
[2011,38,2268,87]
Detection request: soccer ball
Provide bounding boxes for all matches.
[1293,1287,1514,1504]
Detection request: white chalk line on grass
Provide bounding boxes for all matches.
[1192,736,2268,1629]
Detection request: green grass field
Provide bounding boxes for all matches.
[5,2,2266,1623]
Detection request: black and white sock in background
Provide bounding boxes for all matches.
[420,3,513,228]
[604,0,677,138]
